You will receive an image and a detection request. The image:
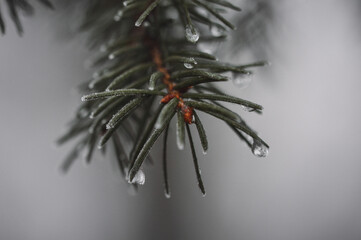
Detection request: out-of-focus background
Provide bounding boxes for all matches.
[1,0,361,239]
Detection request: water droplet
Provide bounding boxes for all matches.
[252,140,269,157]
[148,73,157,90]
[184,63,193,69]
[232,72,253,89]
[92,71,100,78]
[88,81,95,89]
[202,149,207,155]
[124,168,130,181]
[108,54,115,60]
[210,25,224,37]
[114,10,123,22]
[185,25,200,43]
[177,138,184,150]
[78,108,88,117]
[197,42,217,55]
[183,57,197,69]
[143,21,150,27]
[195,7,208,16]
[164,191,171,199]
[245,133,254,144]
[241,105,254,112]
[129,170,145,185]
[106,116,116,129]
[114,15,121,22]
[88,126,95,134]
[154,122,162,130]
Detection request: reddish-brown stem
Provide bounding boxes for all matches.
[151,46,194,124]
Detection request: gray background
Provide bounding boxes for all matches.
[1,0,361,239]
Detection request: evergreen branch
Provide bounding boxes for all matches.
[58,0,270,196]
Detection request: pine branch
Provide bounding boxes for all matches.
[58,0,270,197]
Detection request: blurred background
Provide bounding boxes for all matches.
[1,0,361,239]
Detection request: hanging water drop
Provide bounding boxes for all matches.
[114,10,123,22]
[176,123,185,150]
[129,170,145,185]
[195,7,208,17]
[88,80,96,89]
[78,108,88,118]
[92,71,100,78]
[114,15,121,22]
[106,122,113,130]
[185,25,200,43]
[148,72,161,90]
[202,149,207,155]
[154,121,162,130]
[210,25,224,37]
[197,42,217,55]
[164,191,171,199]
[252,139,269,157]
[143,21,150,27]
[183,63,193,69]
[232,72,253,89]
[89,112,95,119]
[191,114,195,123]
[241,105,254,112]
[176,138,184,150]
[108,53,115,60]
[184,57,197,69]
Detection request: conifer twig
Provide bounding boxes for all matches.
[58,0,270,196]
